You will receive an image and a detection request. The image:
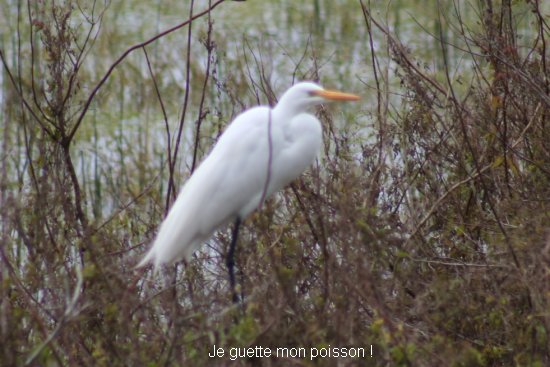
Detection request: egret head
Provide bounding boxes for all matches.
[276,82,360,114]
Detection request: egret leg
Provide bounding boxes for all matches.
[226,217,241,304]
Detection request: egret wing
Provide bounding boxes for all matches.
[139,107,272,268]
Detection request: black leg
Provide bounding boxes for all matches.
[226,217,241,304]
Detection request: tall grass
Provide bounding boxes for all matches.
[0,0,549,366]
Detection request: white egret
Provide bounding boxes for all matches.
[138,81,359,300]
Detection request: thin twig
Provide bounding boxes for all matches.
[405,102,542,247]
[25,267,84,366]
[191,0,215,173]
[258,110,273,210]
[0,48,55,139]
[165,0,196,211]
[67,0,227,145]
[143,46,173,198]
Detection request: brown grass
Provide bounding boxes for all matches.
[0,0,549,366]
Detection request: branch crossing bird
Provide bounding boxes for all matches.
[137,82,360,301]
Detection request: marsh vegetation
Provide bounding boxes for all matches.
[1,0,549,365]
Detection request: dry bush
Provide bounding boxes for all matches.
[0,0,549,366]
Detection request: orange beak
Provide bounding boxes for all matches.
[312,89,360,101]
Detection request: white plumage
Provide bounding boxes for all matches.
[138,82,359,270]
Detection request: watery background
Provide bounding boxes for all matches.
[1,0,549,365]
